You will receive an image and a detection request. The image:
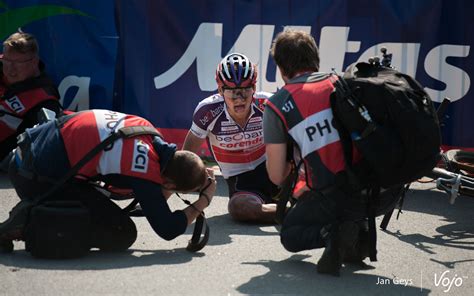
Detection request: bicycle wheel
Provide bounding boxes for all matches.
[459,186,474,198]
[446,149,474,175]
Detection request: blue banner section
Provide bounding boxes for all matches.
[2,0,473,149]
[1,0,117,111]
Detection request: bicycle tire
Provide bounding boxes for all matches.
[459,186,474,198]
[446,149,474,175]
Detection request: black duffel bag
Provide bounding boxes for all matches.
[25,200,92,259]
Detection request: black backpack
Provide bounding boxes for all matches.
[331,61,441,188]
[329,60,442,262]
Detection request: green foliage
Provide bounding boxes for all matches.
[0,5,90,41]
[0,1,9,11]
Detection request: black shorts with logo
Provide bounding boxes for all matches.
[225,162,279,203]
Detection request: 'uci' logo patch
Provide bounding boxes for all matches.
[132,139,150,173]
[6,96,25,113]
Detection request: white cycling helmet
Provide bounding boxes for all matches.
[215,53,257,88]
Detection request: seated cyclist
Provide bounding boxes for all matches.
[183,53,278,224]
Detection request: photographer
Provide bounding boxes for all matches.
[0,31,62,168]
[263,29,402,276]
[0,109,216,255]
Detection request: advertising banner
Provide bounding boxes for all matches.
[2,0,472,154]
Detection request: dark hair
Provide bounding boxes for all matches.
[162,150,207,191]
[270,29,319,79]
[3,31,39,55]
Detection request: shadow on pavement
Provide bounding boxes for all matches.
[0,247,203,270]
[381,187,474,268]
[200,174,281,246]
[202,213,280,246]
[214,174,228,196]
[237,254,431,295]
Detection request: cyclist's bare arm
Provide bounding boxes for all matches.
[182,130,206,153]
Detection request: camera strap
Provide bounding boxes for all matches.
[186,214,209,252]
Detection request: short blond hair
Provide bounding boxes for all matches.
[3,32,39,55]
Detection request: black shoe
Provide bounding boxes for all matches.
[0,151,14,173]
[0,200,33,241]
[317,221,359,276]
[0,239,13,253]
[128,204,144,217]
[343,229,370,265]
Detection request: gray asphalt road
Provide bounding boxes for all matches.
[0,174,472,295]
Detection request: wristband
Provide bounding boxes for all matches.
[199,192,211,206]
[190,204,202,214]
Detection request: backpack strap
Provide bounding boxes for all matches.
[35,126,161,204]
[380,183,410,230]
[118,125,162,139]
[331,78,380,262]
[367,185,380,262]
[0,109,23,118]
[274,161,300,224]
[329,84,361,189]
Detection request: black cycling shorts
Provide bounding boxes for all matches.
[225,162,278,203]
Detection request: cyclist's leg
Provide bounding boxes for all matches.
[227,191,277,223]
[226,163,278,223]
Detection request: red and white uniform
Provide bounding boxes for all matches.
[60,109,163,184]
[266,73,361,190]
[189,92,271,179]
[0,81,57,142]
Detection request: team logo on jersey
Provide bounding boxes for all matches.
[246,122,261,130]
[5,96,25,113]
[131,139,150,173]
[248,116,262,123]
[198,103,224,126]
[210,104,224,117]
[221,120,235,126]
[221,126,239,132]
[190,127,206,138]
[199,114,210,126]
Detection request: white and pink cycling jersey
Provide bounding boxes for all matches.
[189,91,272,179]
